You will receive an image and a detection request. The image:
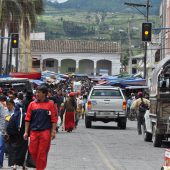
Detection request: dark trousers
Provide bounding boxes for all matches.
[137,112,145,134]
[75,112,80,127]
[60,110,64,125]
[0,133,5,167]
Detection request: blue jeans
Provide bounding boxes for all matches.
[0,132,5,167]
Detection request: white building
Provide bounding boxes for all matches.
[30,32,45,40]
[31,40,121,76]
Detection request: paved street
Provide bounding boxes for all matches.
[3,119,167,170]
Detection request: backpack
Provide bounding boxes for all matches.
[139,98,149,113]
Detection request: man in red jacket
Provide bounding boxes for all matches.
[24,85,57,170]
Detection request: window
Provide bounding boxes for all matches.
[32,60,40,68]
[155,49,160,62]
[91,89,121,98]
[132,59,137,64]
[46,60,54,67]
[68,67,75,72]
[132,68,137,74]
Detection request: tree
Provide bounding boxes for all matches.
[0,0,44,74]
[16,0,44,72]
[0,0,22,74]
[17,0,43,39]
[121,49,129,72]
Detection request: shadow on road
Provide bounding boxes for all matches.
[91,125,120,130]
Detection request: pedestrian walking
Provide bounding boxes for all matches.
[0,96,7,168]
[5,98,15,159]
[82,92,88,119]
[131,92,150,135]
[55,88,64,124]
[47,89,59,131]
[63,92,77,132]
[6,100,28,170]
[22,91,34,114]
[76,95,83,125]
[60,102,65,127]
[24,85,57,170]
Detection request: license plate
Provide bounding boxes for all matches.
[98,112,112,115]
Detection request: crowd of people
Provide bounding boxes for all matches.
[0,74,151,169]
[0,76,92,170]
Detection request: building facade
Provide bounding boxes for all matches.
[165,0,170,56]
[160,0,170,58]
[31,40,121,76]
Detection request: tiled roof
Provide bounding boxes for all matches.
[31,40,119,53]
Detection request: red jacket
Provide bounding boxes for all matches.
[25,99,57,131]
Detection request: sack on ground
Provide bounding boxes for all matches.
[139,102,149,112]
[26,151,36,168]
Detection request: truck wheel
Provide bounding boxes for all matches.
[118,118,127,129]
[144,131,152,142]
[142,122,152,142]
[152,125,163,147]
[85,116,92,128]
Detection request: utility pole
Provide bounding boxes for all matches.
[128,20,133,74]
[0,36,10,75]
[161,0,167,60]
[125,0,151,79]
[144,0,150,79]
[0,37,4,75]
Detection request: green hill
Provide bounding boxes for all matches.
[46,0,160,15]
[35,0,161,65]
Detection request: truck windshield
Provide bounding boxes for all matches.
[91,89,122,98]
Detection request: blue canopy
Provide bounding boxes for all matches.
[30,79,44,85]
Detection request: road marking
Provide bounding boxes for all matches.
[92,141,116,170]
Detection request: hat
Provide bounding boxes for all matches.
[76,91,81,95]
[69,92,75,97]
[138,92,143,97]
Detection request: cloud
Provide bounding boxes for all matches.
[48,0,68,3]
[58,0,68,2]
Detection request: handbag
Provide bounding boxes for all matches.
[138,98,149,113]
[26,151,36,168]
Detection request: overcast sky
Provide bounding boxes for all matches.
[57,0,68,3]
[49,0,68,3]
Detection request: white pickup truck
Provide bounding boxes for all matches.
[85,86,127,129]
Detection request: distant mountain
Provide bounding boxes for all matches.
[46,0,160,15]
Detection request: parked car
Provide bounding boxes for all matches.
[85,86,127,129]
[0,77,32,92]
[124,85,149,99]
[144,56,170,147]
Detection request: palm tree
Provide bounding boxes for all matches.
[18,0,44,72]
[0,0,22,74]
[0,0,44,74]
